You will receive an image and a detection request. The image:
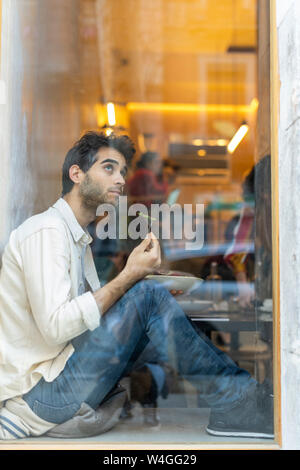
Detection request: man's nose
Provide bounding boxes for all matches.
[115,172,125,187]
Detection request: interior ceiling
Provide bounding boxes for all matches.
[79,0,258,180]
[94,0,257,103]
[98,0,257,54]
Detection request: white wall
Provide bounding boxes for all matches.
[0,0,37,254]
[0,0,97,256]
[276,0,300,450]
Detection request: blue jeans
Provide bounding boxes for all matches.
[23,280,255,425]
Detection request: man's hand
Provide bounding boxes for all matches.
[123,232,161,283]
[92,234,160,316]
[93,234,185,317]
[236,272,255,308]
[237,283,255,308]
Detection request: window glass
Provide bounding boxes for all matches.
[89,0,274,444]
[0,0,274,446]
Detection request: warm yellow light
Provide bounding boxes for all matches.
[105,128,114,136]
[96,102,129,130]
[197,149,207,157]
[193,139,204,146]
[138,134,147,153]
[216,139,229,146]
[250,98,259,112]
[127,102,252,114]
[227,124,249,154]
[107,102,116,126]
[193,138,228,147]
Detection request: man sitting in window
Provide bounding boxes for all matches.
[0,132,273,440]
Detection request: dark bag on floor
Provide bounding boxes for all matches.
[46,384,127,438]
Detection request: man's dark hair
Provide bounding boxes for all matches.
[62,131,136,195]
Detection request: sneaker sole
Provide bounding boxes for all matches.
[206,426,274,439]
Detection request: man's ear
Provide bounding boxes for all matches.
[68,165,84,185]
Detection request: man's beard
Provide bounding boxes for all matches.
[79,173,114,210]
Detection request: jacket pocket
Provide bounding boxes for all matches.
[32,400,80,424]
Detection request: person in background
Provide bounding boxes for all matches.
[127,151,169,208]
[224,166,255,308]
[253,155,272,305]
[224,156,272,309]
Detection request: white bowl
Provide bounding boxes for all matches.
[145,274,203,293]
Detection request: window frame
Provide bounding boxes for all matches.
[0,0,282,451]
[270,0,281,449]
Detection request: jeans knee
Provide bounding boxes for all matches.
[129,279,152,294]
[131,278,168,297]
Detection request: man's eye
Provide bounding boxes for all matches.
[104,165,114,172]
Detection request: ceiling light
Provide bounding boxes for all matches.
[127,102,252,114]
[227,122,249,154]
[107,102,116,126]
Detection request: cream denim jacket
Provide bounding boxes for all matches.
[0,198,101,403]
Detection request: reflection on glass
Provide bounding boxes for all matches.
[0,0,274,445]
[89,0,274,442]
